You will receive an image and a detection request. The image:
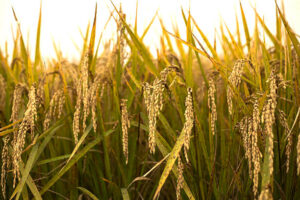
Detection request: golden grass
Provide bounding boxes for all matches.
[0,1,299,200]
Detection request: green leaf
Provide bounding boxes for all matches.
[275,1,300,58]
[240,2,251,54]
[253,7,281,52]
[121,188,130,200]
[141,11,158,41]
[65,123,92,165]
[156,132,195,200]
[153,128,186,199]
[110,0,158,76]
[88,3,97,67]
[37,154,70,166]
[77,187,99,200]
[11,138,39,200]
[39,135,104,195]
[24,174,42,200]
[33,3,42,80]
[191,16,220,61]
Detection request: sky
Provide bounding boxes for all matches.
[0,0,299,60]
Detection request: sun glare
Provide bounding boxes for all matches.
[0,0,299,60]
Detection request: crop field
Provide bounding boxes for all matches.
[0,1,300,200]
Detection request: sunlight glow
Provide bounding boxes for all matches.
[0,0,299,60]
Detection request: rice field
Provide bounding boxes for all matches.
[0,1,300,200]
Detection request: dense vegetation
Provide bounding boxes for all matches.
[0,1,300,199]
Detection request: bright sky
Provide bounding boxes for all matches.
[0,0,299,60]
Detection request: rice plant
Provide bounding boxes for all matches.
[0,1,300,200]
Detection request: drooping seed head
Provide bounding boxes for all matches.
[208,78,217,135]
[73,78,83,144]
[251,97,262,197]
[183,88,194,162]
[143,77,165,154]
[297,133,300,175]
[43,90,65,131]
[82,53,90,132]
[277,109,291,172]
[260,70,278,178]
[227,60,244,115]
[262,99,275,177]
[121,99,130,164]
[176,156,184,200]
[1,135,10,199]
[10,84,25,124]
[90,78,101,133]
[0,75,6,111]
[12,85,38,187]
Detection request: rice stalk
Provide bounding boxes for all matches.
[297,133,300,175]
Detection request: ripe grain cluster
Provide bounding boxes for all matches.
[0,2,300,200]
